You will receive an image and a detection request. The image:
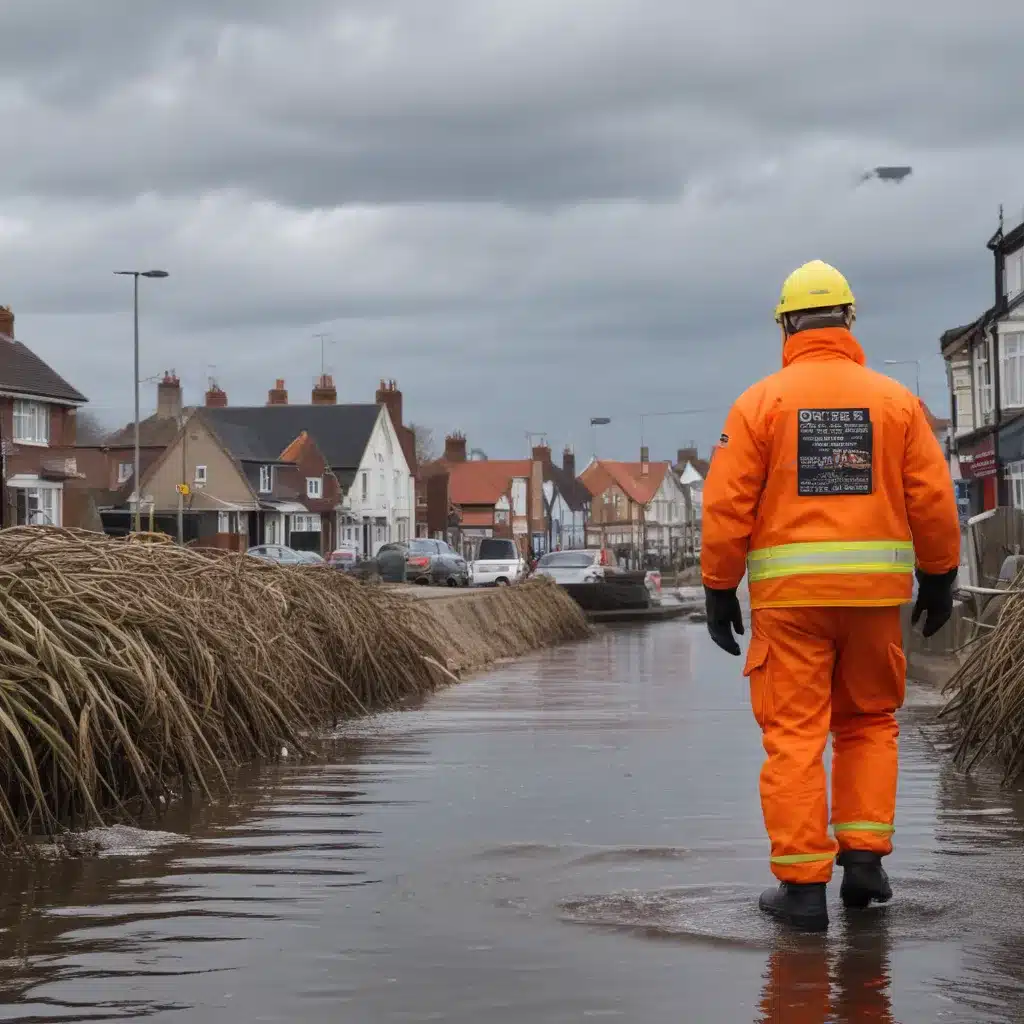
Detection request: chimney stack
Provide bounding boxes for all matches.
[640,445,650,476]
[676,445,698,467]
[311,373,337,405]
[156,370,182,419]
[444,432,467,463]
[205,382,228,408]
[375,378,404,429]
[531,443,552,465]
[267,379,288,406]
[562,446,576,478]
[0,305,13,341]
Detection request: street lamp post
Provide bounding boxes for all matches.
[115,270,169,534]
[589,417,611,458]
[883,359,920,397]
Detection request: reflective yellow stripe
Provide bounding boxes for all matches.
[747,540,914,584]
[833,821,894,835]
[770,852,836,865]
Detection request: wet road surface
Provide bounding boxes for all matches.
[2,620,1024,1021]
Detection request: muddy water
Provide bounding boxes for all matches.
[2,623,1024,1022]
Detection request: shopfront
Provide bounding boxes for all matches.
[957,433,997,514]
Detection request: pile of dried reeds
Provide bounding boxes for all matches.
[940,575,1024,783]
[0,527,589,842]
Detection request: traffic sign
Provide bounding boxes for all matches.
[176,483,190,496]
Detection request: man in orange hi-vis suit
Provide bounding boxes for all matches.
[702,259,961,931]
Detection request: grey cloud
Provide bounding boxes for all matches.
[0,1,1021,460]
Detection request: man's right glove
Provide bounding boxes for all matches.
[705,585,744,656]
[911,568,958,638]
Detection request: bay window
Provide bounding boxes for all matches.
[1005,247,1023,302]
[13,400,50,445]
[1007,460,1024,511]
[1002,332,1024,409]
[973,338,994,423]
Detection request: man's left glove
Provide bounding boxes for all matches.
[705,586,744,656]
[911,568,958,638]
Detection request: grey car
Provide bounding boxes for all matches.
[377,538,470,586]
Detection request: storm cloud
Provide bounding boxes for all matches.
[2,0,1022,459]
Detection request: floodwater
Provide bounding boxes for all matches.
[2,621,1024,1022]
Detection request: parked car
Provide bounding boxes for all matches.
[470,538,525,587]
[377,538,470,586]
[295,550,326,565]
[326,545,360,572]
[533,548,619,585]
[246,544,306,565]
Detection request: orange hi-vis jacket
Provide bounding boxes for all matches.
[702,328,961,609]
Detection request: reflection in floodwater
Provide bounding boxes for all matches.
[0,624,1022,1021]
[757,917,893,1023]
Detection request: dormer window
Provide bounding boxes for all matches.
[259,465,272,493]
[307,477,323,499]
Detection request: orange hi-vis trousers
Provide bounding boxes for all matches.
[743,605,906,884]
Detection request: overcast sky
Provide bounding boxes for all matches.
[2,1,1022,463]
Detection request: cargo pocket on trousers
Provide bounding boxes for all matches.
[887,642,907,710]
[744,635,772,730]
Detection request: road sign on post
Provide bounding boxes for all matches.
[176,483,190,496]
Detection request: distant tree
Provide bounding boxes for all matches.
[74,409,110,444]
[408,423,439,464]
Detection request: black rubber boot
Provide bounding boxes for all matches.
[758,882,828,931]
[837,850,892,909]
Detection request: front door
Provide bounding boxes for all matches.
[362,518,371,557]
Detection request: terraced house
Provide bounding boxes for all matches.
[0,306,91,528]
[941,209,1024,516]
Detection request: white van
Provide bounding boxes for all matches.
[470,537,525,587]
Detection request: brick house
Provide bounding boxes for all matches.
[530,443,590,551]
[0,306,92,528]
[581,448,689,566]
[423,432,545,556]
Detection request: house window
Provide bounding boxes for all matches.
[16,485,59,526]
[195,465,208,484]
[1005,248,1024,302]
[217,511,230,533]
[292,513,321,533]
[13,400,49,445]
[259,466,272,493]
[307,477,323,499]
[378,470,385,498]
[118,462,133,484]
[1007,460,1024,511]
[974,339,994,422]
[361,472,368,501]
[1002,332,1024,409]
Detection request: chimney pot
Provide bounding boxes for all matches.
[531,443,552,465]
[562,446,576,478]
[205,384,228,408]
[0,305,14,341]
[444,432,467,463]
[156,370,182,419]
[375,378,404,428]
[311,373,337,405]
[267,379,289,406]
[640,445,650,476]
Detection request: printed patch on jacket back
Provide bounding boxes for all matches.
[797,408,873,496]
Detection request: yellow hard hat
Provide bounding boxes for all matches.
[774,260,855,323]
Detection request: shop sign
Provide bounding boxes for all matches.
[958,435,996,479]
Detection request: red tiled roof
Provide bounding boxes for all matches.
[460,509,495,527]
[581,459,669,506]
[448,459,531,506]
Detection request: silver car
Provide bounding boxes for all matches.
[246,544,306,565]
[534,548,618,585]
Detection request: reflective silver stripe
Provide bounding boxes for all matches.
[747,541,914,584]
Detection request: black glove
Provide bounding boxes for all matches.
[705,586,744,656]
[911,568,958,638]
